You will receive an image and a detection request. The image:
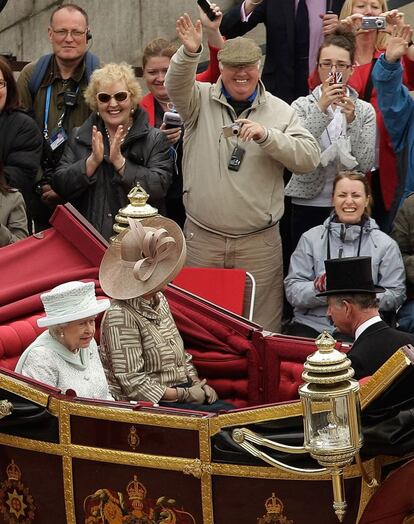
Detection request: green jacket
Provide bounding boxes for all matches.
[17,55,91,147]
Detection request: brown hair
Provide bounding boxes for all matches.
[142,38,177,69]
[317,26,356,65]
[0,56,20,112]
[333,170,372,215]
[50,3,89,25]
[339,0,390,52]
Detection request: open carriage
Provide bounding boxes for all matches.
[0,205,413,524]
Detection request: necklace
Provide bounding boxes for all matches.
[104,118,133,145]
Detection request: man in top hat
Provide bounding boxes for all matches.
[320,256,414,380]
[165,14,320,333]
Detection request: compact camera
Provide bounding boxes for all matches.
[361,16,386,30]
[222,123,241,138]
[162,111,183,129]
[328,71,343,85]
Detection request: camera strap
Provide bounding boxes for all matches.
[43,83,80,139]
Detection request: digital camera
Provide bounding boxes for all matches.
[162,111,183,129]
[222,123,241,138]
[328,71,343,85]
[361,16,386,30]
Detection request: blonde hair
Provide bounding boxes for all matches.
[339,0,389,51]
[84,62,142,112]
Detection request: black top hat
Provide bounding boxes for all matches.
[316,256,385,297]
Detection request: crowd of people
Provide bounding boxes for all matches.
[3,0,414,404]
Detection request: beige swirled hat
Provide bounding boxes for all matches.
[99,216,186,300]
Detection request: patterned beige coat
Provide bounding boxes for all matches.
[0,189,28,247]
[99,293,198,403]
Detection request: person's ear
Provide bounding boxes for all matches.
[47,26,53,43]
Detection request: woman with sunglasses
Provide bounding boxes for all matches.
[286,28,376,249]
[52,62,172,240]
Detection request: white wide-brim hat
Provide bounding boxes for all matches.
[99,216,186,300]
[37,281,110,328]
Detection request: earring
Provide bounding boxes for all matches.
[60,332,64,338]
[96,111,100,117]
[130,108,135,115]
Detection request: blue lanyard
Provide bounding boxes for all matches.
[43,84,79,139]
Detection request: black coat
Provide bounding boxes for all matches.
[348,320,414,380]
[52,108,172,240]
[0,109,42,205]
[220,0,345,103]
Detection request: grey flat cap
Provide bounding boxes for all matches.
[217,37,262,66]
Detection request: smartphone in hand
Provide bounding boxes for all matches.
[197,0,218,21]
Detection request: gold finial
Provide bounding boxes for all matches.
[315,331,337,353]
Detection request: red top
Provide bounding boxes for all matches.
[140,44,221,127]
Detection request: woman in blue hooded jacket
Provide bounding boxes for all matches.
[284,171,406,339]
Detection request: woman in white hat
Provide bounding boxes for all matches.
[15,281,113,400]
[99,216,231,411]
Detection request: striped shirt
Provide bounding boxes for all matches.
[99,293,198,403]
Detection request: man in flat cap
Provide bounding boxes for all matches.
[320,256,414,380]
[165,13,320,332]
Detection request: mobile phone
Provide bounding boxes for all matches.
[197,0,218,21]
[361,16,386,30]
[328,71,343,85]
[162,111,183,129]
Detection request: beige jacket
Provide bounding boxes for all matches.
[165,45,320,236]
[0,190,28,247]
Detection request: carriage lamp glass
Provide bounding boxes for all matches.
[299,331,363,522]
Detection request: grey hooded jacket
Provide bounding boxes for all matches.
[284,215,406,334]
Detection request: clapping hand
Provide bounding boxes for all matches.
[86,125,104,176]
[176,13,202,53]
[109,125,126,172]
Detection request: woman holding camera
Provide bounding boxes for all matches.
[140,3,224,228]
[286,28,376,249]
[324,0,414,230]
[53,63,172,240]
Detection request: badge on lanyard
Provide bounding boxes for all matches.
[47,126,68,151]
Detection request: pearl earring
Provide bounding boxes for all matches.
[60,332,64,338]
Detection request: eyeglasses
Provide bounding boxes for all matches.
[52,29,87,40]
[319,62,352,71]
[0,80,6,89]
[96,91,130,103]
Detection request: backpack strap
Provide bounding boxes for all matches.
[27,51,99,100]
[84,52,100,80]
[28,54,53,99]
[363,58,378,103]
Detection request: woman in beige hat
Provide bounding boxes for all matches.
[15,281,113,400]
[99,216,231,411]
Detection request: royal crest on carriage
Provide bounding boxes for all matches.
[84,473,195,523]
[257,492,293,524]
[0,460,36,523]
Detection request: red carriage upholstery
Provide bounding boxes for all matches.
[0,205,348,409]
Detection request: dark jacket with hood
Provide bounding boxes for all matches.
[52,108,172,239]
[284,214,406,334]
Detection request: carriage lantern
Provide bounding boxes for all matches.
[299,331,363,522]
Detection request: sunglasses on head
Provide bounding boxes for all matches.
[96,91,129,103]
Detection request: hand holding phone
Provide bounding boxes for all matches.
[197,0,218,21]
[162,111,183,130]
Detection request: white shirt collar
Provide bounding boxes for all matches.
[354,315,382,341]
